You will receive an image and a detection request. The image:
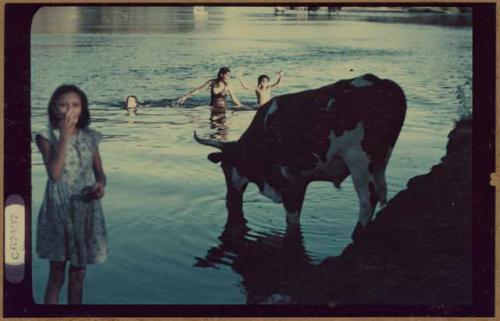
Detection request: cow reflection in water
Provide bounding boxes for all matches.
[195,220,312,304]
[208,110,228,141]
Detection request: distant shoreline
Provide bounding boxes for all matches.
[277,6,472,15]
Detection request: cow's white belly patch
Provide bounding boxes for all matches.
[326,122,365,161]
[261,181,282,203]
[302,153,346,179]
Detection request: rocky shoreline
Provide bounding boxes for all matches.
[286,117,472,306]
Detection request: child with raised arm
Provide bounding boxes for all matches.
[236,70,284,107]
[177,67,243,110]
[34,85,107,305]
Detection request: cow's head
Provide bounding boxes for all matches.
[194,131,248,191]
[194,131,288,208]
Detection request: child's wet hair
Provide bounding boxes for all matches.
[48,84,90,129]
[217,67,231,81]
[125,95,139,108]
[258,75,270,85]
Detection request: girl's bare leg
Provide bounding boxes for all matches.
[44,261,66,304]
[68,266,86,304]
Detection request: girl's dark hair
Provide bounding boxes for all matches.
[48,84,90,129]
[258,75,270,85]
[217,67,231,81]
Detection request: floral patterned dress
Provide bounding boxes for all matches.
[35,126,108,268]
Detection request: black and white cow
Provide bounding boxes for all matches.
[195,74,407,239]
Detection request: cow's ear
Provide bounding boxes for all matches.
[208,152,223,163]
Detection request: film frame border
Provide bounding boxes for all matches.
[2,1,496,319]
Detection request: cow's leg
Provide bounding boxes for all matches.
[226,183,248,224]
[374,146,393,206]
[374,167,387,206]
[282,185,307,226]
[342,147,377,239]
[223,166,249,225]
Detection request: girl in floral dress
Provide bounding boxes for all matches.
[34,85,107,304]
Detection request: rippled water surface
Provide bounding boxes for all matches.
[31,6,472,304]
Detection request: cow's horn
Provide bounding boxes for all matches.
[193,131,225,150]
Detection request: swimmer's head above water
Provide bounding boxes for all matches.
[217,67,231,84]
[125,95,139,115]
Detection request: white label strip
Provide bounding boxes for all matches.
[5,195,25,283]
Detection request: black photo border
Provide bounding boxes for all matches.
[3,2,495,318]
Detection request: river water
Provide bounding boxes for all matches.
[30,6,472,304]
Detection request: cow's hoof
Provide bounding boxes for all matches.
[351,222,366,242]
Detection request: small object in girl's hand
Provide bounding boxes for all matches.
[81,185,97,202]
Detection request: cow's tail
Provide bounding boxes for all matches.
[368,79,407,178]
[382,79,407,149]
[368,80,406,206]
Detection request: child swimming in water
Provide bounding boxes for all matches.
[235,70,284,107]
[177,67,243,110]
[124,95,140,115]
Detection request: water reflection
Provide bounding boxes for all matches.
[209,110,228,140]
[195,221,312,304]
[338,12,472,27]
[32,6,219,34]
[260,9,472,27]
[30,3,472,304]
[127,113,136,125]
[32,7,472,35]
[193,6,208,30]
